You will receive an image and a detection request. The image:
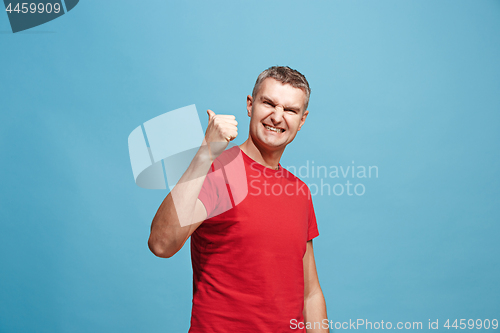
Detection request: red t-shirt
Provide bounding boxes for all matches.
[190,146,319,333]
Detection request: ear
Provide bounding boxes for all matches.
[298,110,309,131]
[246,95,253,117]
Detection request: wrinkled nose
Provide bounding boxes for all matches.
[271,105,284,124]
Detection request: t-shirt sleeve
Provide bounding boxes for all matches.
[197,163,233,220]
[307,194,319,241]
[197,165,217,218]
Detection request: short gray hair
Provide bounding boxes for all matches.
[252,66,311,110]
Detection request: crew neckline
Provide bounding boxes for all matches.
[238,146,282,172]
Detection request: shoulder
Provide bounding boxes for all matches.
[280,165,307,185]
[279,166,313,197]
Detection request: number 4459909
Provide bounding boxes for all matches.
[5,3,62,14]
[444,319,498,330]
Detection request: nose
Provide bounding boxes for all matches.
[270,105,284,124]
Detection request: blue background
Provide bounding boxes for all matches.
[1,1,499,332]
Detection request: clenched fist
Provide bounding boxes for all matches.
[204,109,238,161]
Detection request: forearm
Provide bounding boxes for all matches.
[148,109,238,257]
[303,290,329,333]
[148,145,212,257]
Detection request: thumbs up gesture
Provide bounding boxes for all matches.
[204,109,238,161]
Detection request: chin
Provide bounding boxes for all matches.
[260,137,288,149]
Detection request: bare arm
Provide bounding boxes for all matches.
[148,110,238,258]
[148,150,210,258]
[303,240,329,332]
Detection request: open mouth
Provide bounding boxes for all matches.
[263,124,285,133]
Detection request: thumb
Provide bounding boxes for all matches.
[207,109,215,122]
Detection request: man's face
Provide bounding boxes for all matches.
[247,78,309,152]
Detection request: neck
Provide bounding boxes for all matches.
[239,136,285,170]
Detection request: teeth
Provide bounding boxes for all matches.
[264,125,284,133]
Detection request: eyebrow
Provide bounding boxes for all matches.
[260,95,302,112]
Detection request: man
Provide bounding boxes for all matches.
[148,66,328,332]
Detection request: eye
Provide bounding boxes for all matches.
[264,101,273,106]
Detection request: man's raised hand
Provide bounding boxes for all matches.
[204,109,238,161]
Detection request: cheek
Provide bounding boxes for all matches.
[251,118,262,131]
[285,116,301,129]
